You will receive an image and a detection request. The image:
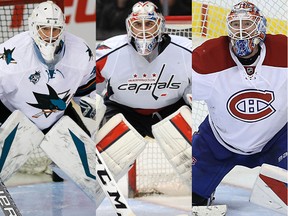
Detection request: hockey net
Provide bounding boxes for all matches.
[128,16,192,198]
[0,0,64,174]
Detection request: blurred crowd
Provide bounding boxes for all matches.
[96,0,191,40]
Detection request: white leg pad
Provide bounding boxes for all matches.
[250,163,288,214]
[95,113,147,207]
[152,105,192,187]
[40,116,96,201]
[0,110,44,181]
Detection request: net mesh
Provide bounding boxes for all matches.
[0,5,33,43]
[192,0,288,47]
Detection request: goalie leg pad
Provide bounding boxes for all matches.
[40,116,96,201]
[152,105,192,187]
[250,163,288,214]
[0,110,44,181]
[95,113,147,207]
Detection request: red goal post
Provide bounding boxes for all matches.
[165,15,192,40]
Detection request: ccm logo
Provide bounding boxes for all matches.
[227,90,275,123]
[0,190,17,216]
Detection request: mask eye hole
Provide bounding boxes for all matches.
[37,25,62,43]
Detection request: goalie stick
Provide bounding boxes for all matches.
[96,147,135,216]
[40,115,134,216]
[0,179,22,216]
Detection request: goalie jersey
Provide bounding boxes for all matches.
[96,34,192,110]
[0,31,95,130]
[192,34,287,155]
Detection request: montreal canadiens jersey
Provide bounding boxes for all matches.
[96,34,192,110]
[192,35,287,155]
[0,31,95,130]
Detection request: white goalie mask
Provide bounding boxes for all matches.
[126,1,165,56]
[28,1,65,63]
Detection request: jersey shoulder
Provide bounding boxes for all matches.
[96,34,128,61]
[169,35,192,52]
[192,36,236,74]
[64,32,93,59]
[263,34,287,67]
[0,32,33,66]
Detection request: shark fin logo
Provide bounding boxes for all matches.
[0,47,17,65]
[27,84,72,118]
[86,45,93,61]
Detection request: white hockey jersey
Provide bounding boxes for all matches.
[0,31,95,130]
[96,34,192,113]
[192,35,287,155]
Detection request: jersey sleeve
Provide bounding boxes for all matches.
[96,35,128,95]
[172,36,192,101]
[74,43,96,102]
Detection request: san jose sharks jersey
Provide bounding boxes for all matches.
[96,34,192,110]
[192,34,287,155]
[0,31,95,130]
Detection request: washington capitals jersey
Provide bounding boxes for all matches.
[96,34,192,111]
[192,34,287,155]
[0,31,95,130]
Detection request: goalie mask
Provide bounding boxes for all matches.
[227,1,266,57]
[28,1,65,63]
[126,1,165,56]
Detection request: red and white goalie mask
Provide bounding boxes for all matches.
[126,1,165,56]
[226,1,266,57]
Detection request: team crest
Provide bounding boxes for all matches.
[227,89,275,123]
[0,47,17,64]
[27,84,72,118]
[29,71,41,84]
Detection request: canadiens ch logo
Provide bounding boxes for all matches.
[227,89,275,123]
[0,47,17,64]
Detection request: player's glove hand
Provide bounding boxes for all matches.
[79,96,96,120]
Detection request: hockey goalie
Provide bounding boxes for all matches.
[192,1,287,215]
[95,0,192,210]
[0,0,96,203]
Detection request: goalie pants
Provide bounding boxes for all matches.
[192,116,287,199]
[0,100,90,136]
[102,98,187,138]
